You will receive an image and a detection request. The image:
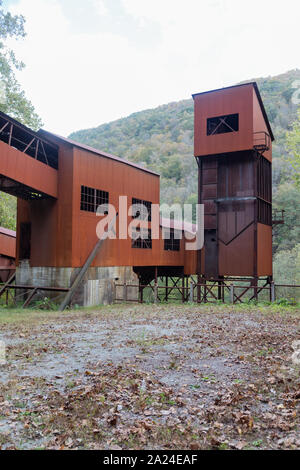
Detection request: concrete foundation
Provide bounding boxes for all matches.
[16,261,139,306]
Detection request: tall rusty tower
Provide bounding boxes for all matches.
[192,83,274,296]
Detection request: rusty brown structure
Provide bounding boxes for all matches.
[0,227,16,283]
[0,111,196,306]
[192,82,274,297]
[0,81,274,306]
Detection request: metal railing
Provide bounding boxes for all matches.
[0,273,70,308]
[115,280,300,305]
[253,131,271,152]
[0,114,59,169]
[272,209,285,225]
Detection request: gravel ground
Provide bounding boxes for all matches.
[0,303,299,450]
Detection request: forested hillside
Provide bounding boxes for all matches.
[70,70,300,205]
[70,69,300,284]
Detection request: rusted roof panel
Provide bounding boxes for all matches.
[0,227,16,238]
[38,130,160,177]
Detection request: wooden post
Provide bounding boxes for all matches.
[123,283,127,302]
[154,283,158,304]
[253,277,258,301]
[23,288,38,308]
[113,281,116,304]
[271,282,275,303]
[165,276,168,302]
[186,276,189,301]
[218,277,224,301]
[190,282,194,303]
[154,267,158,303]
[140,285,144,303]
[203,278,207,303]
[230,283,234,304]
[0,272,16,298]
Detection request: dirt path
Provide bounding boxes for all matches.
[0,304,299,450]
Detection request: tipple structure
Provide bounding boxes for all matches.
[0,81,275,306]
[192,82,274,297]
[0,111,196,306]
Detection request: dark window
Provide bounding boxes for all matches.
[164,228,180,251]
[132,198,152,221]
[132,228,152,249]
[207,113,239,136]
[257,199,272,226]
[19,222,31,259]
[257,156,271,202]
[257,156,272,226]
[80,185,109,213]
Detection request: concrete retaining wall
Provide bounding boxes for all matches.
[16,261,139,306]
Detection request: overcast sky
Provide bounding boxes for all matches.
[4,0,300,136]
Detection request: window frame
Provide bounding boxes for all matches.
[207,113,239,136]
[132,227,152,249]
[132,197,152,222]
[164,228,181,252]
[80,185,109,213]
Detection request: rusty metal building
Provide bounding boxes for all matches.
[192,82,273,296]
[0,227,16,283]
[0,111,196,305]
[0,81,273,305]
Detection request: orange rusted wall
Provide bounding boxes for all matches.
[16,199,30,265]
[29,199,58,267]
[72,147,187,268]
[194,83,273,279]
[72,146,159,268]
[252,89,272,162]
[194,84,254,158]
[184,241,197,275]
[0,230,16,259]
[55,143,75,267]
[0,227,16,283]
[0,256,15,283]
[16,142,74,267]
[257,223,272,276]
[17,141,190,270]
[219,224,255,277]
[158,228,186,268]
[0,141,57,198]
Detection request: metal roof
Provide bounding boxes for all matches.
[0,110,158,175]
[0,111,59,149]
[38,130,160,177]
[0,227,16,238]
[192,82,274,141]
